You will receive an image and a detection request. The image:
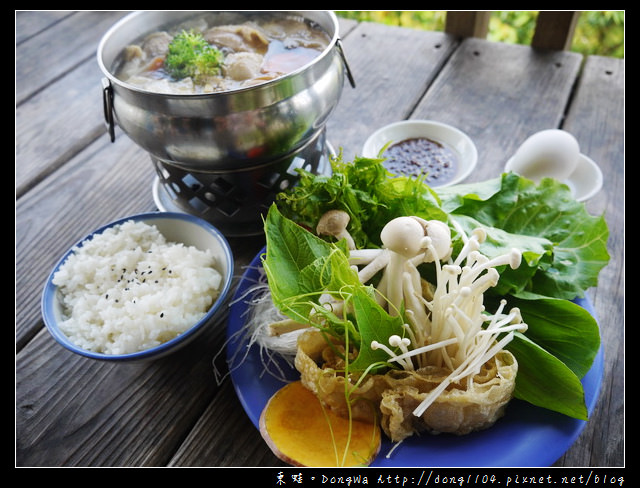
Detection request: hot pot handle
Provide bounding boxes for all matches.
[336,39,356,89]
[101,78,116,143]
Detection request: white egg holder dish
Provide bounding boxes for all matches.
[505,153,603,202]
[504,128,603,202]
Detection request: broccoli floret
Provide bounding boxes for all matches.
[164,30,223,84]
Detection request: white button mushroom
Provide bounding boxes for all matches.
[423,220,452,262]
[380,216,426,257]
[316,210,356,249]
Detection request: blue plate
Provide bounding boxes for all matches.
[226,247,603,467]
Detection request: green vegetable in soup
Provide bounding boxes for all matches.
[164,30,223,83]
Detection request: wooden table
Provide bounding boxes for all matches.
[16,12,624,470]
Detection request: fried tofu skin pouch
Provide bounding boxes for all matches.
[295,329,518,442]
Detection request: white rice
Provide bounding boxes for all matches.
[52,220,223,355]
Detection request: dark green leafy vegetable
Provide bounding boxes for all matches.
[267,155,609,420]
[280,156,609,300]
[500,295,600,379]
[277,153,446,250]
[435,173,610,300]
[164,30,223,83]
[496,294,600,419]
[507,332,589,420]
[262,205,406,374]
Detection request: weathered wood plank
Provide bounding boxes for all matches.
[15,58,109,196]
[411,37,583,180]
[327,21,459,161]
[168,380,286,467]
[16,306,231,466]
[555,55,625,468]
[15,10,74,44]
[16,11,128,104]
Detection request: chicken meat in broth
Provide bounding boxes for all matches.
[115,13,331,94]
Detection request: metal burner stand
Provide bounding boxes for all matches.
[152,129,334,237]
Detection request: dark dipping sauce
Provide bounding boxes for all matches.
[382,137,458,186]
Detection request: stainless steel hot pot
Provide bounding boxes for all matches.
[97,10,354,172]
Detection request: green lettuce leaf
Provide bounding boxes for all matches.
[499,295,601,379]
[487,294,600,419]
[263,204,405,372]
[436,172,610,299]
[267,159,609,420]
[348,286,406,373]
[506,332,588,420]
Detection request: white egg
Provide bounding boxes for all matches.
[507,129,580,182]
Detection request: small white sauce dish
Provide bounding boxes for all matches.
[41,211,234,362]
[504,129,603,202]
[362,119,478,187]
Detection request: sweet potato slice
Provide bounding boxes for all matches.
[259,380,381,467]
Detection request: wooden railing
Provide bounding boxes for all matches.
[445,11,581,50]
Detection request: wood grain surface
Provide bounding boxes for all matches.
[16,11,624,469]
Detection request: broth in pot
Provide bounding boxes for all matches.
[115,12,331,94]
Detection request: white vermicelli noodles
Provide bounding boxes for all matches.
[213,267,304,385]
[52,220,222,355]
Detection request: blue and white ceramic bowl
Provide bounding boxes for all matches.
[41,212,234,361]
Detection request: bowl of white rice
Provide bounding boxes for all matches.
[41,212,234,361]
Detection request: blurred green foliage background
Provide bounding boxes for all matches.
[336,11,624,58]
